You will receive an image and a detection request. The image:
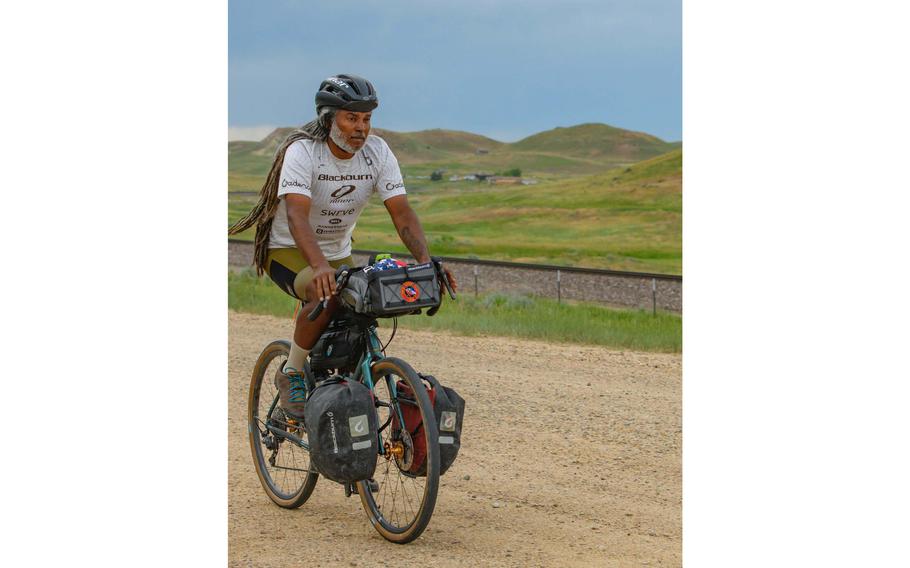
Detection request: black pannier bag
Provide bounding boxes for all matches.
[393,374,465,477]
[308,314,364,371]
[340,262,441,318]
[303,377,378,484]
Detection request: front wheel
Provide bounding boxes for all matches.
[357,357,440,543]
[247,340,319,508]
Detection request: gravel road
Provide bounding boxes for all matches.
[229,311,681,567]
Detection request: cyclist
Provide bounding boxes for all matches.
[229,73,458,420]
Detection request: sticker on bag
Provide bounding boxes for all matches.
[440,411,457,432]
[349,414,372,450]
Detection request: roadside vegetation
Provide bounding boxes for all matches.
[229,269,682,353]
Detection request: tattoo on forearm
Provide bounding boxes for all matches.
[400,225,429,260]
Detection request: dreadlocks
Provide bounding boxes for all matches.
[228,108,336,275]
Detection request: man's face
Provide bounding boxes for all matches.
[333,110,372,151]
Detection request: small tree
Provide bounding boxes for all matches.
[430,169,444,181]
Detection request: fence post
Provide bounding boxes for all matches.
[557,269,562,303]
[473,265,478,298]
[652,278,657,315]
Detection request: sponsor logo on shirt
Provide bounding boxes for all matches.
[331,184,356,198]
[329,219,342,225]
[320,209,355,216]
[385,181,404,191]
[315,226,346,235]
[281,179,309,189]
[317,173,373,181]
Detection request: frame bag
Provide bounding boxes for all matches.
[308,315,364,372]
[394,374,465,477]
[304,377,378,483]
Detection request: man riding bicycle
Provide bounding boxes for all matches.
[229,73,458,421]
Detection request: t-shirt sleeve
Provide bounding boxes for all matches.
[375,141,407,201]
[276,142,313,199]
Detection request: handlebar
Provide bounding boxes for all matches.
[305,258,456,321]
[306,265,350,321]
[433,257,457,301]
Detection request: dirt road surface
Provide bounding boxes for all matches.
[229,311,681,567]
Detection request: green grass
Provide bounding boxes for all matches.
[345,149,682,273]
[228,150,682,273]
[227,125,682,274]
[228,270,681,352]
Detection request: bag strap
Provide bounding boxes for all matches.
[313,376,345,391]
[418,373,440,390]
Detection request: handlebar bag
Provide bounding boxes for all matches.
[340,263,441,318]
[393,374,465,477]
[368,262,441,316]
[304,377,378,484]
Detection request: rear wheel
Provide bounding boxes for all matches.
[248,340,319,508]
[357,357,440,543]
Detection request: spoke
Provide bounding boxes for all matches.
[380,458,391,515]
[390,467,401,526]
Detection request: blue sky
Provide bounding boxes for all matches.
[229,0,680,142]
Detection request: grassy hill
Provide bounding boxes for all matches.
[512,123,678,162]
[228,122,679,191]
[229,148,682,274]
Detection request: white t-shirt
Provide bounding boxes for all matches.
[268,135,407,260]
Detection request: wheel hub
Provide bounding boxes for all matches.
[385,430,414,471]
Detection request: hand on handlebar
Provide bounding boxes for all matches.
[306,265,349,321]
[442,266,458,296]
[429,257,457,301]
[312,263,337,302]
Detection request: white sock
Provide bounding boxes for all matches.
[284,340,310,374]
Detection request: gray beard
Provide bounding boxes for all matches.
[329,121,358,154]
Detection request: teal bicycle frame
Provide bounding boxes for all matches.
[262,320,410,458]
[348,323,408,459]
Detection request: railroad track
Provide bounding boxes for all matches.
[228,239,682,313]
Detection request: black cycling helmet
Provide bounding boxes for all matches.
[315,74,378,112]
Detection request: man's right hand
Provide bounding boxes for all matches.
[312,263,337,302]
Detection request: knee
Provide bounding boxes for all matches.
[303,280,318,302]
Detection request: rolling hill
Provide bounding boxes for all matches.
[228,147,682,274]
[228,122,679,188]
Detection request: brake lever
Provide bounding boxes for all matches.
[306,300,327,321]
[432,257,457,300]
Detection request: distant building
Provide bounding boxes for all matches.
[449,175,462,182]
[475,148,489,155]
[521,178,538,185]
[488,176,523,185]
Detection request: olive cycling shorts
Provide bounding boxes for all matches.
[265,248,354,301]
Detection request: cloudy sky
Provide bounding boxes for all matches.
[229,0,680,142]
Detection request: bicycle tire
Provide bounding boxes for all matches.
[247,339,319,508]
[357,357,440,543]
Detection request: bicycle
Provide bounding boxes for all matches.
[247,258,456,543]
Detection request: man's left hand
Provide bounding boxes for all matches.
[442,267,458,295]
